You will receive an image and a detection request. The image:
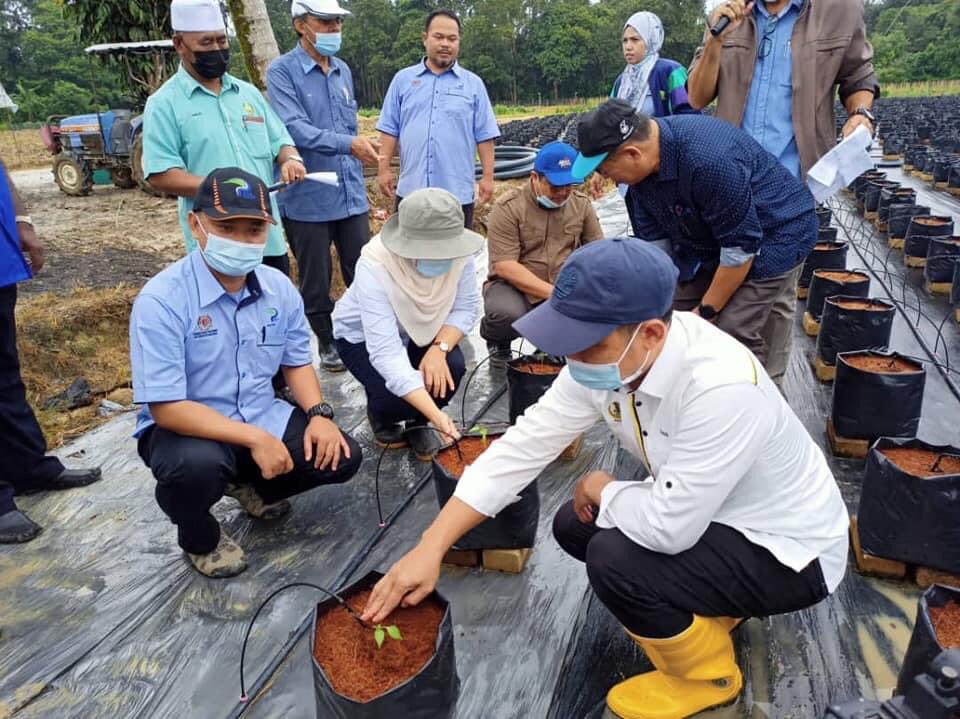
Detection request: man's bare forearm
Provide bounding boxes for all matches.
[149,400,264,447]
[687,41,722,110]
[478,140,495,181]
[147,168,204,197]
[378,133,398,171]
[494,260,553,300]
[282,364,324,411]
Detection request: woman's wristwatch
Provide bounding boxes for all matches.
[432,340,451,353]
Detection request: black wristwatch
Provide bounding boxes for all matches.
[852,107,875,124]
[697,303,719,320]
[307,402,335,420]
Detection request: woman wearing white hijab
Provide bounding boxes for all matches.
[612,11,695,118]
[333,188,483,460]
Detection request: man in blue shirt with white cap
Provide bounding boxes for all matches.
[130,167,361,578]
[268,0,381,372]
[481,141,603,360]
[361,238,847,719]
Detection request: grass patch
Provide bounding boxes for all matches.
[17,285,138,447]
[882,80,960,98]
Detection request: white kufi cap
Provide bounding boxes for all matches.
[171,0,227,32]
[290,0,350,18]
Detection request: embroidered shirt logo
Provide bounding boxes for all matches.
[193,314,218,338]
[608,401,622,422]
[265,307,279,325]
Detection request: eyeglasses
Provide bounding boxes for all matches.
[757,15,779,60]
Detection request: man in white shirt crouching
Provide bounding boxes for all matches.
[361,237,849,719]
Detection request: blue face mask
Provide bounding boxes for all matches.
[198,221,265,277]
[537,195,568,210]
[415,259,454,278]
[566,325,650,391]
[312,30,342,56]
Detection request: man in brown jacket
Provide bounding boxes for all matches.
[481,141,603,360]
[688,0,880,180]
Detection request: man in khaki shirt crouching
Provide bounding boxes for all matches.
[481,141,603,360]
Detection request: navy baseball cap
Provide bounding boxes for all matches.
[534,141,579,186]
[572,99,645,181]
[193,167,276,224]
[513,238,678,356]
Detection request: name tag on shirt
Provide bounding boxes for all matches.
[243,115,265,125]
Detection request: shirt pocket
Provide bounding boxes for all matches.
[334,96,359,133]
[256,323,286,366]
[443,89,473,121]
[243,117,273,159]
[814,36,851,98]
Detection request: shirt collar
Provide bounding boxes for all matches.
[417,58,462,77]
[190,249,263,308]
[756,0,803,19]
[652,118,679,184]
[176,64,238,97]
[295,44,342,75]
[634,318,688,399]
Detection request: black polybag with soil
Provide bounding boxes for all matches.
[816,297,895,366]
[507,354,565,424]
[432,431,540,551]
[896,584,960,696]
[312,571,460,719]
[831,351,925,439]
[857,438,960,574]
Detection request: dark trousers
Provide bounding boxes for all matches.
[335,338,466,425]
[262,253,290,277]
[137,408,361,554]
[0,285,64,515]
[673,262,802,379]
[552,501,828,638]
[282,214,369,341]
[396,196,474,230]
[480,280,536,344]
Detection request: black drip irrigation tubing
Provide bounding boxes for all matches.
[828,197,960,405]
[229,381,508,718]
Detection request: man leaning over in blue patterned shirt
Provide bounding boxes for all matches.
[572,100,817,385]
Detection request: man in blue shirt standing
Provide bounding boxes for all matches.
[130,168,361,578]
[572,100,817,382]
[0,162,101,543]
[267,0,380,373]
[376,9,500,230]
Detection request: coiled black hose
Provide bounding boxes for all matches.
[475,145,538,180]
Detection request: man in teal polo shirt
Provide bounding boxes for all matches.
[142,0,306,273]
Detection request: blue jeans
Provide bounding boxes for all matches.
[335,338,466,425]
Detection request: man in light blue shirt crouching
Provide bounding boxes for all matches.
[129,168,361,578]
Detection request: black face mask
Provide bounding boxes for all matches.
[192,48,230,79]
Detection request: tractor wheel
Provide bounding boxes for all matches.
[131,134,162,197]
[53,153,93,196]
[111,167,136,189]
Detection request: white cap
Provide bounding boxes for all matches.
[171,0,227,32]
[290,0,350,18]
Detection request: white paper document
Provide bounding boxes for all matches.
[805,125,874,203]
[304,171,339,187]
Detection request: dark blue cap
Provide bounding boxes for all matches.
[533,141,579,186]
[512,238,678,356]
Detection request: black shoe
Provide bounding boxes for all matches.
[318,343,346,373]
[0,510,42,543]
[368,410,407,449]
[21,467,103,495]
[487,342,512,369]
[407,424,440,461]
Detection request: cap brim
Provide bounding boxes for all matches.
[512,300,619,357]
[380,214,484,260]
[197,208,277,225]
[572,152,608,182]
[541,169,579,186]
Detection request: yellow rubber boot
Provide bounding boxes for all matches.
[606,615,743,719]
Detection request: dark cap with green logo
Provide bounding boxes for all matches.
[192,167,276,224]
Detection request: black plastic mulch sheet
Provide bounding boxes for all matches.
[4,175,960,718]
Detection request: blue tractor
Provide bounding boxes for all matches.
[40,40,175,196]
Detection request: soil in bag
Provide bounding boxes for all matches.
[816,297,894,366]
[433,434,539,550]
[507,354,564,424]
[858,439,960,574]
[807,270,869,320]
[831,352,925,440]
[896,585,960,695]
[311,571,460,719]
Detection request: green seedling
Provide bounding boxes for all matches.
[373,624,403,648]
[468,424,489,448]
